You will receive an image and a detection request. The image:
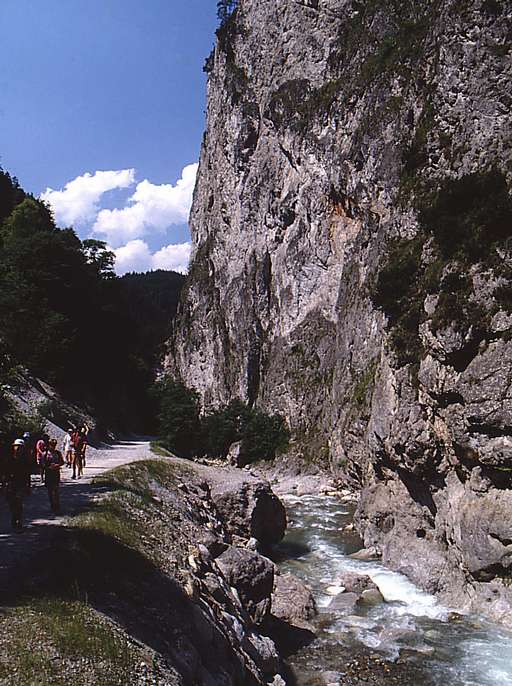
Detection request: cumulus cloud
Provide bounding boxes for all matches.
[152,242,192,273]
[94,163,198,247]
[41,169,135,226]
[113,240,191,276]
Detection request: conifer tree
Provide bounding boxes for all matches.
[217,0,238,25]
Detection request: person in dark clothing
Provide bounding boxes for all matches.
[4,439,31,531]
[43,439,64,514]
[72,429,85,480]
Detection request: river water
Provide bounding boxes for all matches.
[274,494,512,686]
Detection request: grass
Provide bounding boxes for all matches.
[150,440,173,457]
[0,600,143,686]
[0,458,196,685]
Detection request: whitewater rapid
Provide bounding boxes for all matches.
[275,494,512,686]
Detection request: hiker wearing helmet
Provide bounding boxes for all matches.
[44,439,64,514]
[4,439,31,531]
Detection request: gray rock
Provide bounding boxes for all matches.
[350,547,381,562]
[327,592,359,614]
[334,572,378,595]
[210,480,287,546]
[216,546,275,624]
[168,0,512,628]
[272,573,317,623]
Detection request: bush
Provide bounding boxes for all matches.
[153,380,290,465]
[201,399,251,459]
[239,409,290,465]
[152,379,201,459]
[419,170,512,262]
[202,400,290,464]
[0,403,47,452]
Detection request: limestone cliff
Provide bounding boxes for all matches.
[171,0,512,622]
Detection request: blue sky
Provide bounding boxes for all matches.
[0,0,218,273]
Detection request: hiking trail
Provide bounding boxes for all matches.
[0,439,153,597]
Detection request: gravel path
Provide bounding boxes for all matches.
[0,439,153,598]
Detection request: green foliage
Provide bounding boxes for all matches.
[152,379,201,459]
[239,408,290,465]
[153,380,290,465]
[217,0,238,26]
[372,170,512,368]
[352,361,378,408]
[0,402,47,449]
[201,399,251,458]
[81,239,115,279]
[418,170,512,261]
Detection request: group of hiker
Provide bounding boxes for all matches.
[0,425,89,532]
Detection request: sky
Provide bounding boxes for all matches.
[0,0,218,274]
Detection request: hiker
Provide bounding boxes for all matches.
[63,429,73,468]
[43,439,64,514]
[4,439,31,531]
[35,434,49,484]
[79,425,88,468]
[71,428,84,480]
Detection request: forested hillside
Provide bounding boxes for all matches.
[0,167,185,433]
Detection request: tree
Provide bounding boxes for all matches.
[82,239,116,279]
[217,0,238,25]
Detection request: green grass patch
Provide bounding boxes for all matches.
[0,600,141,686]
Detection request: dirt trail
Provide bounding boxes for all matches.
[0,439,153,597]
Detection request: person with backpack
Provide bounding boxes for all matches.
[4,438,31,531]
[43,439,64,514]
[35,434,49,484]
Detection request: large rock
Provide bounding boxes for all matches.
[272,573,317,624]
[210,479,287,546]
[216,546,275,624]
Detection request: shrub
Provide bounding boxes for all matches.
[0,403,47,451]
[418,170,512,262]
[152,379,201,459]
[239,409,290,465]
[202,399,290,465]
[201,399,251,459]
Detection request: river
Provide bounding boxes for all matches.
[273,494,512,686]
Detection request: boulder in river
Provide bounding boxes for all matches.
[272,572,317,624]
[328,591,360,614]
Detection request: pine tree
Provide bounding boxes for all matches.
[217,0,238,25]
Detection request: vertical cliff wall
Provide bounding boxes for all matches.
[171,0,512,622]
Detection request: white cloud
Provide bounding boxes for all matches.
[113,240,191,276]
[152,242,192,273]
[41,169,135,226]
[113,240,152,275]
[94,163,198,247]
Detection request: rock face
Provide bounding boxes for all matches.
[171,0,512,623]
